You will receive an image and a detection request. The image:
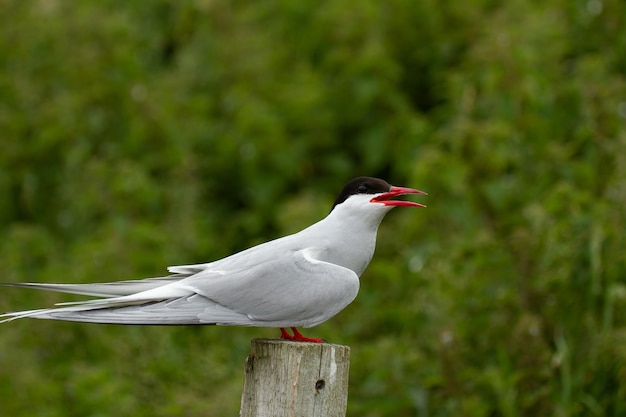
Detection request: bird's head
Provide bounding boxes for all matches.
[331,177,427,213]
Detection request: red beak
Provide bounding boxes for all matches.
[370,186,427,207]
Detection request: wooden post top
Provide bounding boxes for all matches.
[240,338,351,417]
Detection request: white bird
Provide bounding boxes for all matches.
[1,176,426,342]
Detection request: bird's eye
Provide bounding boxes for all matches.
[358,185,368,193]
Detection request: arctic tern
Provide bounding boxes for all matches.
[1,176,426,342]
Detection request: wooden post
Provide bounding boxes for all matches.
[240,338,351,417]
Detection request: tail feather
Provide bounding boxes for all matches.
[0,276,183,298]
[0,294,154,323]
[0,294,249,325]
[0,308,57,323]
[1,275,198,324]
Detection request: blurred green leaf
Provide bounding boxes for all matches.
[1,0,625,416]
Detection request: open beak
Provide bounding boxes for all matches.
[370,186,427,207]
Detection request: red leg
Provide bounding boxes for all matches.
[279,327,324,343]
[280,327,292,339]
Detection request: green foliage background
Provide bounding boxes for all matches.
[1,1,625,416]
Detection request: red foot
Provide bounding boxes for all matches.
[280,327,325,343]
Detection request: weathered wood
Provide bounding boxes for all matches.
[240,338,350,417]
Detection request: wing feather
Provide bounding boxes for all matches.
[0,294,250,325]
[188,247,360,328]
[2,238,361,327]
[0,276,183,297]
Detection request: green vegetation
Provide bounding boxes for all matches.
[1,1,625,416]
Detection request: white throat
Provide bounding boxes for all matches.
[299,195,394,276]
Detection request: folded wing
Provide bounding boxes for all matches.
[1,247,360,328]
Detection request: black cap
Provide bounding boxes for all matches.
[332,177,392,209]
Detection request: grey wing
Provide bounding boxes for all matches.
[1,247,359,327]
[0,294,251,325]
[185,247,361,328]
[0,276,183,298]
